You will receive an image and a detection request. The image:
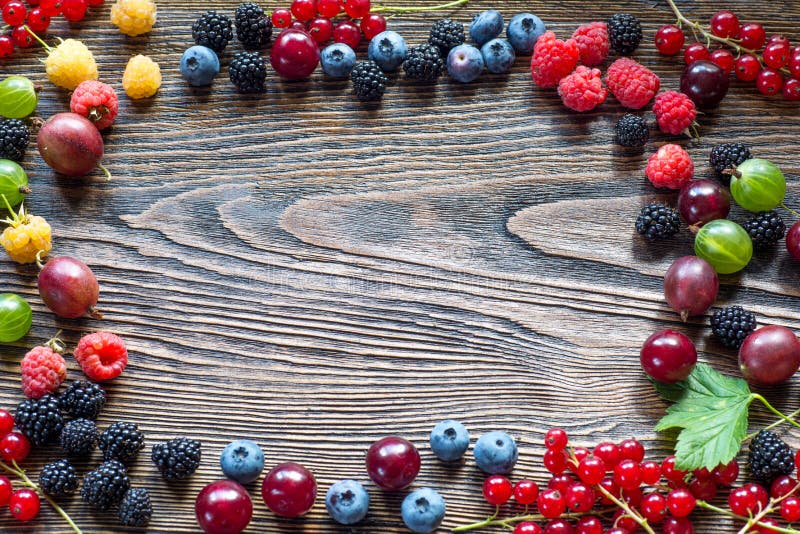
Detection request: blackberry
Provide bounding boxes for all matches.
[635,203,680,240]
[428,19,465,56]
[229,51,267,93]
[59,380,106,420]
[15,395,64,447]
[615,114,649,147]
[235,2,272,49]
[748,430,794,485]
[99,421,145,464]
[60,418,99,457]
[39,459,79,497]
[710,142,751,184]
[711,306,757,349]
[192,10,233,53]
[402,43,444,81]
[119,488,152,527]
[0,119,30,161]
[81,460,130,511]
[607,13,642,55]
[351,60,388,102]
[151,437,202,481]
[743,211,785,250]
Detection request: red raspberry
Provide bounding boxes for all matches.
[605,58,661,109]
[571,22,609,67]
[652,91,697,135]
[73,332,128,381]
[558,66,607,112]
[531,31,580,88]
[70,80,119,130]
[20,346,66,399]
[645,144,694,189]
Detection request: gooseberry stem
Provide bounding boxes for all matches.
[97,163,111,181]
[371,0,468,14]
[780,202,800,218]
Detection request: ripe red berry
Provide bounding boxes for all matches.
[781,495,800,522]
[26,7,50,33]
[0,476,12,506]
[768,34,790,47]
[728,483,769,516]
[545,519,573,533]
[0,35,13,58]
[61,0,86,22]
[712,460,739,486]
[593,442,620,469]
[667,488,696,518]
[537,489,566,519]
[572,447,590,465]
[784,78,800,101]
[360,13,386,40]
[483,475,513,506]
[261,462,317,517]
[662,517,694,534]
[763,42,790,69]
[641,460,662,485]
[291,0,316,21]
[515,522,544,534]
[316,0,339,17]
[0,410,13,438]
[788,46,800,77]
[757,68,784,96]
[738,23,766,50]
[655,24,685,55]
[365,436,420,491]
[622,486,643,508]
[597,478,618,505]
[575,515,602,534]
[271,8,292,28]
[684,43,709,65]
[735,53,761,81]
[565,482,594,512]
[796,450,800,474]
[612,509,639,531]
[709,49,735,74]
[577,455,606,485]
[613,459,641,490]
[39,0,62,16]
[341,0,369,18]
[514,480,539,505]
[86,0,103,6]
[545,428,569,450]
[755,518,780,534]
[688,477,718,501]
[0,432,30,463]
[3,2,27,26]
[543,448,569,475]
[618,439,645,463]
[9,489,39,521]
[641,492,668,524]
[549,474,575,494]
[662,456,688,483]
[289,20,306,32]
[770,475,797,499]
[11,25,33,48]
[333,20,360,50]
[307,16,332,44]
[710,10,740,39]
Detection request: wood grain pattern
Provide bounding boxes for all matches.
[1,0,799,532]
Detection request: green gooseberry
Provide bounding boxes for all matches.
[729,158,786,212]
[0,160,30,206]
[0,293,32,343]
[694,219,753,274]
[0,76,39,119]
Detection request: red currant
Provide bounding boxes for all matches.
[662,456,688,483]
[543,448,569,475]
[11,25,32,48]
[9,489,39,521]
[537,489,566,519]
[684,43,709,65]
[483,475,513,506]
[0,476,11,506]
[271,8,292,28]
[0,35,12,58]
[662,517,694,534]
[515,522,544,534]
[612,509,639,531]
[61,0,86,21]
[333,20,360,50]
[640,492,667,524]
[0,432,30,462]
[770,475,797,499]
[735,53,761,81]
[544,519,573,534]
[755,518,781,534]
[593,442,620,469]
[788,46,800,78]
[781,495,800,522]
[291,0,316,22]
[739,23,766,50]
[768,34,790,47]
[712,460,739,486]
[545,428,569,450]
[655,24,685,55]
[261,462,317,517]
[667,488,696,517]
[622,486,643,508]
[86,0,103,5]
[549,474,575,494]
[289,20,307,31]
[39,0,61,16]
[341,0,369,18]
[783,78,800,101]
[728,483,769,516]
[597,478,618,505]
[577,455,606,485]
[613,459,641,491]
[575,515,602,534]
[2,1,26,26]
[514,480,539,506]
[565,482,594,513]
[360,13,386,40]
[618,439,644,463]
[572,447,589,465]
[316,0,339,17]
[710,10,740,39]
[365,436,419,491]
[641,460,661,485]
[26,7,50,33]
[606,529,630,534]
[688,477,717,501]
[307,17,332,44]
[757,68,784,96]
[692,467,711,480]
[709,49,734,74]
[763,42,789,69]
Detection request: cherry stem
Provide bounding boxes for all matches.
[371,0,468,14]
[0,460,83,533]
[752,394,800,432]
[780,202,800,218]
[23,25,52,53]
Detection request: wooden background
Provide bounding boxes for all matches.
[1,0,799,531]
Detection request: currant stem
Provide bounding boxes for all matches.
[595,484,656,534]
[371,0,468,14]
[452,511,610,532]
[22,26,52,53]
[752,394,800,432]
[698,496,800,534]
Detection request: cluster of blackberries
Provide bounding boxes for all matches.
[0,119,30,161]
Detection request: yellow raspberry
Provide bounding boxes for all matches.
[111,0,157,37]
[44,39,99,90]
[0,199,52,264]
[122,55,161,99]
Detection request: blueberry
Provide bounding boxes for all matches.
[401,488,446,534]
[368,31,408,72]
[430,419,470,460]
[325,479,370,525]
[469,10,504,46]
[320,43,357,78]
[473,431,518,474]
[481,38,515,74]
[180,45,220,87]
[446,45,484,83]
[219,439,264,484]
[506,13,546,54]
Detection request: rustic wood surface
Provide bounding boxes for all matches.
[1,0,799,531]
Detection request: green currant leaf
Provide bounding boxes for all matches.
[653,364,755,471]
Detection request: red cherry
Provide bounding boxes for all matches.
[735,53,761,81]
[640,329,697,383]
[709,49,734,74]
[39,0,61,16]
[2,1,27,26]
[0,432,30,463]
[316,0,339,18]
[0,410,12,438]
[11,25,33,48]
[710,10,740,38]
[270,28,320,79]
[26,7,50,33]
[290,0,316,22]
[514,480,539,505]
[360,13,386,40]
[261,462,317,517]
[763,42,789,69]
[365,436,420,491]
[9,489,39,522]
[307,16,332,44]
[0,35,13,58]
[333,20,360,50]
[0,476,12,506]
[738,23,766,50]
[788,222,800,260]
[271,8,291,28]
[757,69,784,96]
[61,0,86,21]
[483,475,513,506]
[684,43,709,65]
[655,24,685,55]
[341,0,369,18]
[195,480,253,534]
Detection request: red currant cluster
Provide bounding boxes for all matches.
[0,409,43,523]
[269,0,387,50]
[656,2,800,100]
[0,0,102,59]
